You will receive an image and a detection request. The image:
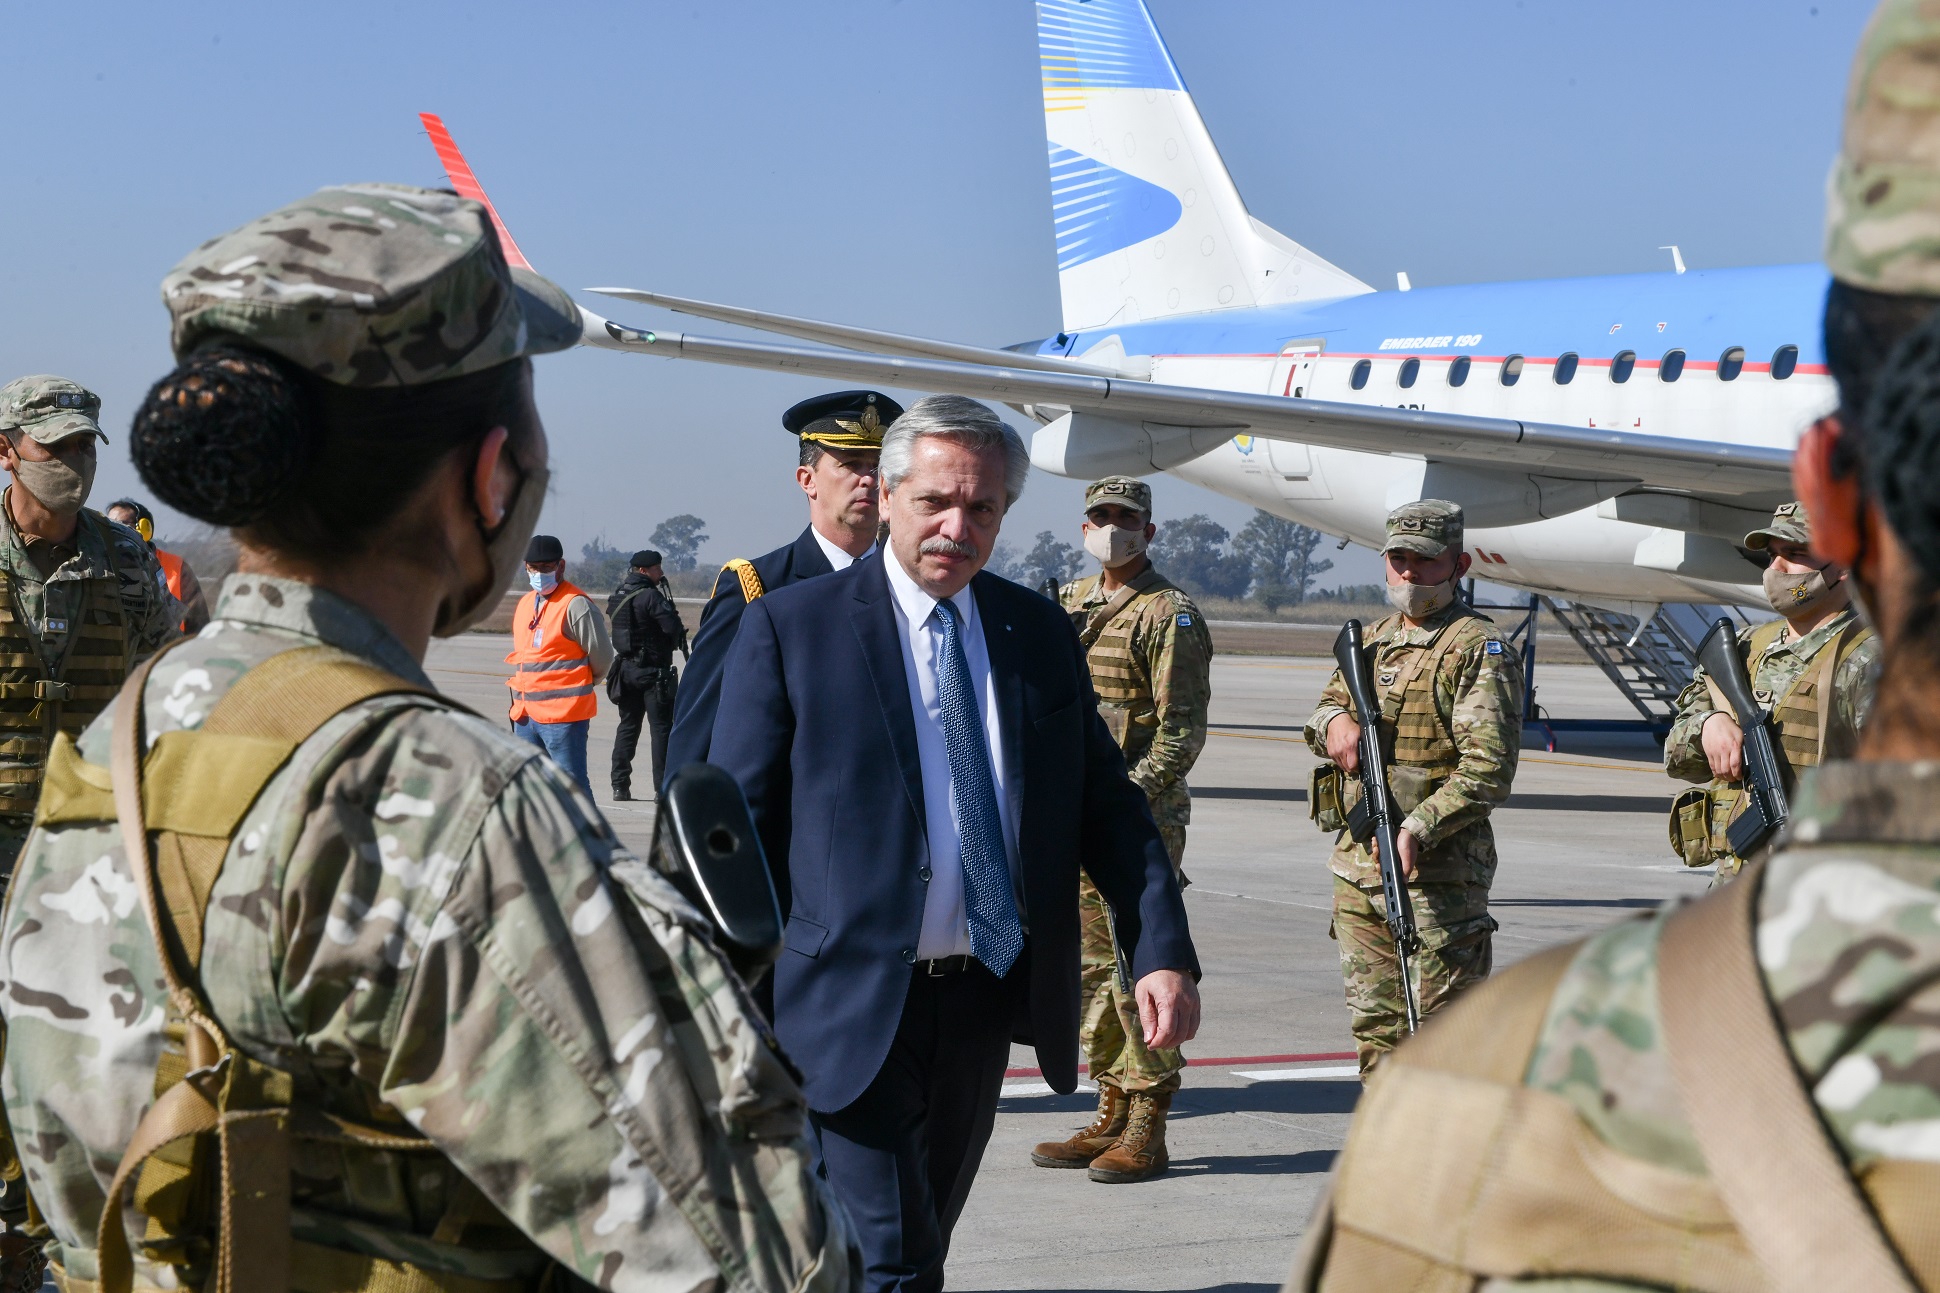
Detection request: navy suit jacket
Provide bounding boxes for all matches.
[709,551,1199,1113]
[663,526,834,787]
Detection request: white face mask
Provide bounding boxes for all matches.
[529,568,559,595]
[1084,523,1148,568]
[1386,577,1455,619]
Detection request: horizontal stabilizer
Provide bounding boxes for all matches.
[590,287,1129,378]
[580,319,1792,503]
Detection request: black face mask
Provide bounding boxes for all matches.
[434,457,549,638]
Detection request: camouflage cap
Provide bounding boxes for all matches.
[0,375,108,445]
[1825,0,1940,292]
[1084,476,1152,517]
[1384,499,1463,556]
[161,183,582,387]
[1744,501,1813,551]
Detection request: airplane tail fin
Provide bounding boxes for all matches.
[1038,0,1370,333]
[419,113,533,270]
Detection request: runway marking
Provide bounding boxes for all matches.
[1234,1066,1361,1082]
[1208,727,1664,776]
[1000,1081,1096,1098]
[1005,1049,1355,1079]
[1190,887,1331,913]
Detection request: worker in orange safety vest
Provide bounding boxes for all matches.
[507,533,613,797]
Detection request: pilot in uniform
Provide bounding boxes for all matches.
[662,389,900,783]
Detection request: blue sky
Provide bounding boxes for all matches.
[0,1,1870,586]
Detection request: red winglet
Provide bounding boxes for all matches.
[419,112,532,270]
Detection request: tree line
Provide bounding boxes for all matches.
[570,509,1358,609]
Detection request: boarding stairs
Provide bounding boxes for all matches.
[1470,590,1747,748]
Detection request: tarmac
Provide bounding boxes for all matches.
[425,635,1705,1293]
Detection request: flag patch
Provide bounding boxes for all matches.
[1177,613,1193,627]
[1485,640,1504,655]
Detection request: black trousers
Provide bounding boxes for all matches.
[611,669,676,793]
[809,954,1025,1293]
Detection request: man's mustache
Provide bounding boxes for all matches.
[920,537,980,559]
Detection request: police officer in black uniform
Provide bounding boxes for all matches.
[662,389,901,785]
[607,549,686,799]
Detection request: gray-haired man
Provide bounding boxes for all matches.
[709,394,1202,1292]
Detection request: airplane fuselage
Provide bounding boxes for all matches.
[1027,263,1832,613]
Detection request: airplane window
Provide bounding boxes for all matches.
[1500,355,1524,386]
[1398,357,1420,389]
[1660,349,1686,382]
[1611,350,1636,383]
[1351,359,1371,390]
[1772,344,1798,380]
[1448,356,1470,387]
[1719,347,1745,381]
[1554,352,1579,385]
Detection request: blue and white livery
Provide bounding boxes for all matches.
[432,0,1833,615]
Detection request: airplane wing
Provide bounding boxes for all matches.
[417,113,1790,509]
[578,301,1792,504]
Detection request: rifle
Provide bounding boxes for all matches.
[1333,620,1422,1033]
[652,764,785,983]
[1697,616,1791,859]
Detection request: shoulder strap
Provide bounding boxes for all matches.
[96,645,447,1293]
[723,558,764,603]
[1078,580,1144,650]
[1809,620,1866,752]
[1658,865,1919,1292]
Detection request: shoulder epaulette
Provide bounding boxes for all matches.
[722,558,764,603]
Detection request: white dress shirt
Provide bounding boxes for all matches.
[810,526,875,572]
[883,554,1022,958]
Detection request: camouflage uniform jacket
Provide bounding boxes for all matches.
[1305,603,1522,887]
[0,491,172,684]
[0,574,854,1291]
[1664,608,1878,783]
[1058,565,1212,826]
[1510,760,1940,1287]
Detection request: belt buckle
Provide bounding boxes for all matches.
[33,680,71,701]
[926,956,954,978]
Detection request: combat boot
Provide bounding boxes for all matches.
[1086,1089,1171,1183]
[1029,1084,1128,1168]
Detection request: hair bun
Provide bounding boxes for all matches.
[130,346,312,528]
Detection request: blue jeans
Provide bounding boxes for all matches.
[512,716,592,798]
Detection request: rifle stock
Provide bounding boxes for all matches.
[653,764,785,982]
[1695,616,1791,858]
[1332,620,1422,1033]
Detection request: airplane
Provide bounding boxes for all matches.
[421,0,1823,715]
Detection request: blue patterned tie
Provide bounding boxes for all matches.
[932,597,1023,977]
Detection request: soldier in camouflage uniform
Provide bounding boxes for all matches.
[0,185,855,1292]
[1664,502,1877,883]
[1030,475,1211,1184]
[1304,501,1523,1077]
[1292,6,1940,1285]
[0,376,173,877]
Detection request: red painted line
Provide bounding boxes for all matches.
[1004,1050,1356,1078]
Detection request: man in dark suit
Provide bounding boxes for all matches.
[663,389,901,784]
[711,394,1202,1293]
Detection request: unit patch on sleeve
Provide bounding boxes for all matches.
[1177,613,1194,627]
[1485,640,1504,655]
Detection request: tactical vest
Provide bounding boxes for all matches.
[1671,618,1873,870]
[1069,570,1196,761]
[1292,866,1940,1292]
[0,513,138,818]
[34,646,552,1293]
